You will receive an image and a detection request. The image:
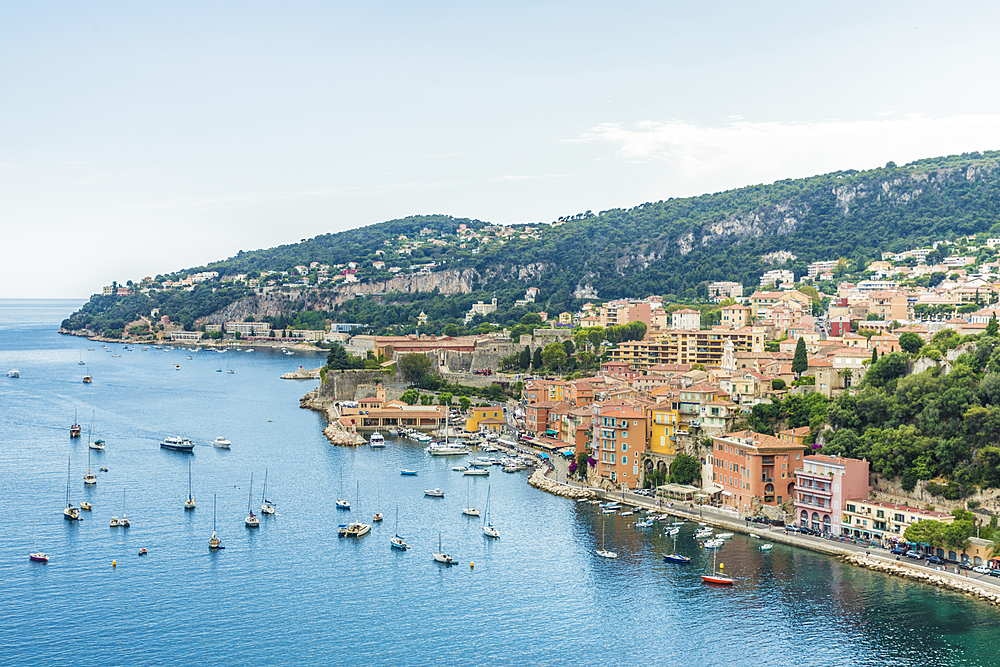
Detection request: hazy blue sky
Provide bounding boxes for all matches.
[4,2,1000,297]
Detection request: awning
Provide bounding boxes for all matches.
[544,430,558,435]
[538,453,549,459]
[721,490,732,496]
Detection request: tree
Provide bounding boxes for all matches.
[771,379,786,390]
[989,314,999,338]
[398,353,432,383]
[903,519,948,549]
[898,332,924,355]
[532,348,543,370]
[587,327,606,352]
[871,348,878,364]
[518,346,530,370]
[400,389,420,405]
[792,337,808,376]
[326,343,361,370]
[458,396,471,412]
[668,454,701,485]
[438,392,453,406]
[576,451,589,479]
[562,339,575,356]
[542,342,567,369]
[419,394,433,406]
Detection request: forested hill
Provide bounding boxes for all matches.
[64,150,1000,334]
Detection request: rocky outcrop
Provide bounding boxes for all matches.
[299,389,366,446]
[528,468,596,500]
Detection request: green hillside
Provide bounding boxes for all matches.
[63,150,1000,335]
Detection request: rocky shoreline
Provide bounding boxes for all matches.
[528,468,596,500]
[842,553,1000,607]
[299,389,366,446]
[58,328,322,352]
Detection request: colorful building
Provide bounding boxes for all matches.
[592,407,648,488]
[793,454,870,535]
[709,430,808,514]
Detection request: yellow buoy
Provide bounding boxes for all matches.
[719,563,724,570]
[470,562,474,570]
[112,560,117,567]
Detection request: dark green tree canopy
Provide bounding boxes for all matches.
[398,353,432,384]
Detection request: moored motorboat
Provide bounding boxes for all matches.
[424,488,444,498]
[211,436,231,449]
[8,369,20,378]
[463,467,489,476]
[80,501,92,511]
[759,543,773,551]
[369,431,385,448]
[400,470,417,476]
[160,436,195,452]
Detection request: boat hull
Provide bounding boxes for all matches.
[701,575,734,586]
[663,554,691,563]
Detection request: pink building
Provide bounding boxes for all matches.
[793,454,869,535]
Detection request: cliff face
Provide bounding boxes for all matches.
[199,268,478,326]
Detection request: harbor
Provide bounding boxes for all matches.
[4,299,1000,666]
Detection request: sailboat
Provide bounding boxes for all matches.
[84,447,97,485]
[336,468,350,510]
[462,479,480,517]
[88,412,104,451]
[245,473,259,527]
[29,521,48,562]
[70,409,81,438]
[339,482,371,537]
[83,366,92,383]
[662,530,690,563]
[184,460,196,509]
[261,468,275,515]
[701,545,734,585]
[432,532,457,565]
[483,486,500,538]
[62,457,81,521]
[209,493,223,549]
[596,518,617,558]
[390,505,408,550]
[372,483,382,522]
[119,490,131,527]
[226,350,236,374]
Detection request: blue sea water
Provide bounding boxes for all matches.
[2,298,1000,667]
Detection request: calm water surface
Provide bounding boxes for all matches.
[1,299,999,666]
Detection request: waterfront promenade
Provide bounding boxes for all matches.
[527,443,1000,604]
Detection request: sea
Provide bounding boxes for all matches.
[1,298,999,667]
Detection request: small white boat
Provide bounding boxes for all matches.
[84,447,97,485]
[390,505,408,550]
[184,461,196,510]
[760,543,773,551]
[79,501,92,511]
[621,511,634,517]
[160,436,195,452]
[260,468,275,515]
[750,533,761,539]
[369,431,385,448]
[29,521,47,563]
[245,473,259,528]
[8,369,20,378]
[463,468,489,476]
[596,518,617,559]
[633,520,654,528]
[62,458,81,521]
[209,493,223,550]
[452,466,468,472]
[212,436,231,449]
[703,539,725,549]
[336,468,351,509]
[424,488,444,498]
[717,532,734,539]
[483,487,499,539]
[119,491,131,527]
[432,533,457,565]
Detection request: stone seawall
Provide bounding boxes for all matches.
[299,389,366,446]
[528,468,596,500]
[842,553,1000,607]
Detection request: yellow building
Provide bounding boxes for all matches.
[646,406,680,456]
[466,406,505,433]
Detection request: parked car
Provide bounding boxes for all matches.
[959,561,974,570]
[785,525,800,532]
[990,569,1000,578]
[973,565,991,574]
[905,550,924,559]
[890,546,908,555]
[926,555,942,565]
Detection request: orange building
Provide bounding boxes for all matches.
[592,407,648,489]
[710,430,808,515]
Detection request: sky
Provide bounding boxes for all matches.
[4,1,1000,298]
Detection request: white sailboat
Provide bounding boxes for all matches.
[390,505,408,550]
[184,460,196,509]
[209,493,223,549]
[119,490,131,527]
[462,479,480,517]
[83,446,97,485]
[339,481,371,537]
[432,532,457,565]
[245,473,259,527]
[336,467,350,510]
[483,486,499,538]
[596,518,617,559]
[29,521,48,562]
[261,468,275,515]
[62,457,80,521]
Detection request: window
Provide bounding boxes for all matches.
[610,454,615,464]
[846,504,856,513]
[622,456,627,465]
[876,510,884,519]
[621,443,627,452]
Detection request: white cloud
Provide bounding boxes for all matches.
[569,114,1000,182]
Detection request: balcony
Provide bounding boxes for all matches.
[761,456,775,465]
[761,476,774,483]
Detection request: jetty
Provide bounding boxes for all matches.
[281,365,321,380]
